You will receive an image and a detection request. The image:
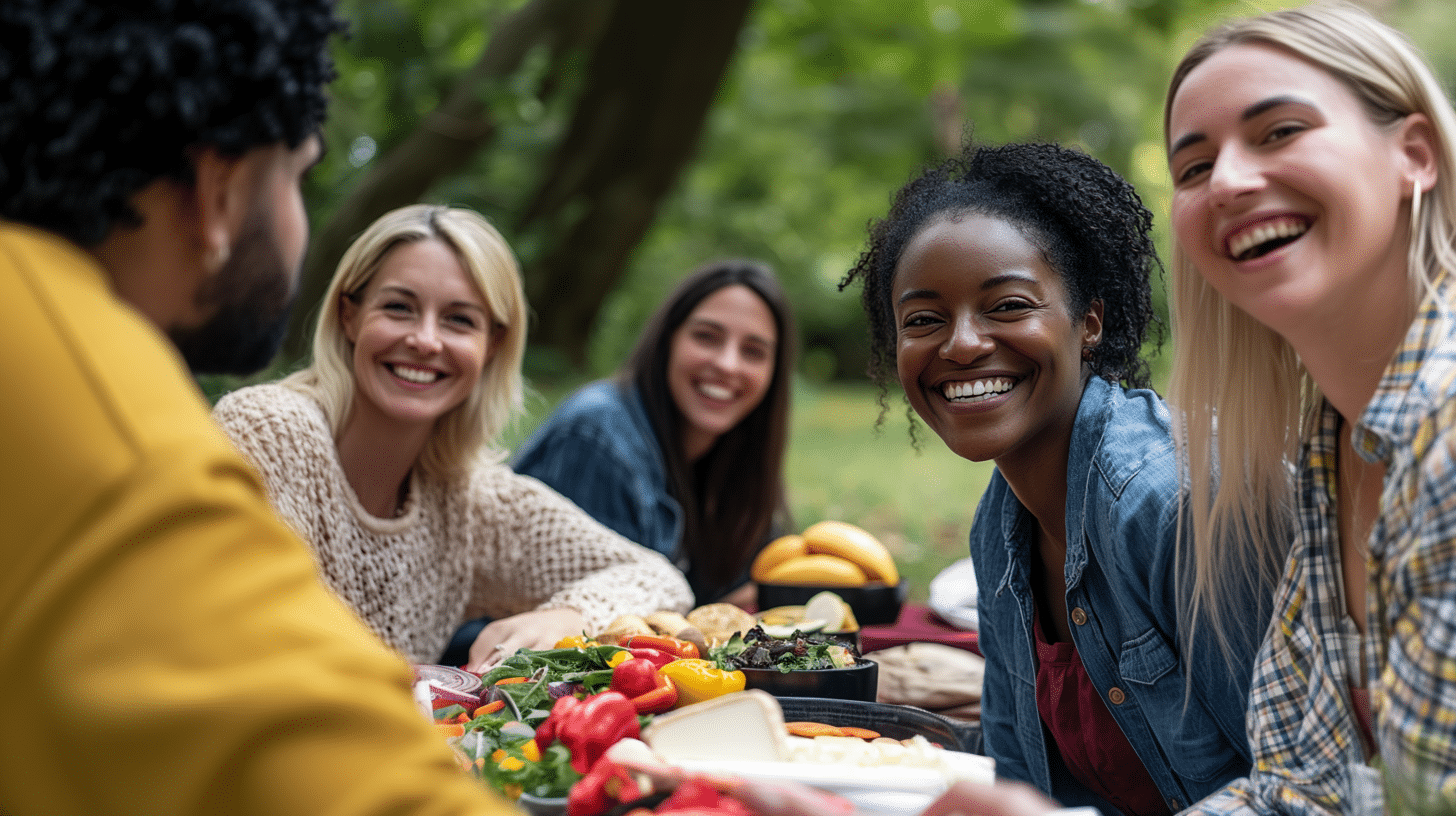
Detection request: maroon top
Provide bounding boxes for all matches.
[1034,614,1169,816]
[1350,685,1376,759]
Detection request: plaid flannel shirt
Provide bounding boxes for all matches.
[1187,273,1456,815]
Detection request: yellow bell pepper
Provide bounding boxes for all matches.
[656,659,746,707]
[555,634,599,649]
[520,739,541,762]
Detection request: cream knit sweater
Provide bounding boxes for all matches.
[214,383,693,664]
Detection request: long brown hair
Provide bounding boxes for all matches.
[621,260,797,602]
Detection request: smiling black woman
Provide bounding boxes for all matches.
[843,140,1277,815]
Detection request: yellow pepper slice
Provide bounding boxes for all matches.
[657,659,746,707]
[520,739,541,762]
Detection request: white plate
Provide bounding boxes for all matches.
[673,759,954,793]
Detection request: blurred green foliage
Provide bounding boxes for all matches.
[292,0,1248,391]
[587,0,1233,385]
[208,0,1456,407]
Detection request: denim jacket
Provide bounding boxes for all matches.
[974,376,1260,813]
[513,380,684,567]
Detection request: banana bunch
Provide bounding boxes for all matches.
[751,520,899,587]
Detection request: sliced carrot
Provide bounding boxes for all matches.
[437,723,466,737]
[785,721,846,738]
[838,726,881,740]
[473,699,506,716]
[494,676,529,685]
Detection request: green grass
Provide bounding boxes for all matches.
[781,382,992,603]
[506,378,993,604]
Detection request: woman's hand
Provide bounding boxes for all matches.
[918,780,1064,816]
[466,608,589,671]
[718,582,757,609]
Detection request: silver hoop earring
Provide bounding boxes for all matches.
[1411,179,1423,251]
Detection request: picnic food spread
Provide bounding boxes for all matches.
[417,589,993,816]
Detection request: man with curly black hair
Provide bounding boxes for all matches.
[0,2,518,814]
[842,141,1274,814]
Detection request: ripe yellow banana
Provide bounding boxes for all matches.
[750,534,809,582]
[758,554,869,587]
[801,520,899,585]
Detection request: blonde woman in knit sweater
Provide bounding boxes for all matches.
[214,204,692,670]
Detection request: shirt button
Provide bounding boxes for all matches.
[1108,687,1126,705]
[1171,801,1182,811]
[1071,608,1088,626]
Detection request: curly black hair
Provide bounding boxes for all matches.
[0,0,346,246]
[842,141,1164,427]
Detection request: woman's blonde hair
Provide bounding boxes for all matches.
[283,203,528,479]
[1165,1,1456,654]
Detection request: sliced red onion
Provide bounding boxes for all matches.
[547,681,584,699]
[429,681,482,707]
[413,664,483,695]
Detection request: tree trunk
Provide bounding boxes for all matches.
[283,0,605,359]
[283,0,755,369]
[517,0,755,365]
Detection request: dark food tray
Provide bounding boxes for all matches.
[740,659,878,702]
[757,580,908,626]
[776,696,980,754]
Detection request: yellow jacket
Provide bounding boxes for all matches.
[0,223,515,815]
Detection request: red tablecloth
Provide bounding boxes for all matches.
[861,603,979,656]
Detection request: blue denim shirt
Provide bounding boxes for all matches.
[974,376,1259,813]
[513,380,684,567]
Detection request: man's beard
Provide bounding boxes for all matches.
[170,213,299,376]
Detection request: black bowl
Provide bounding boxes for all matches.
[756,580,908,626]
[776,696,978,753]
[515,793,568,816]
[739,659,878,702]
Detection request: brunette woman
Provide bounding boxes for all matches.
[514,260,796,606]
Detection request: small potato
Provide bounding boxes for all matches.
[598,613,654,644]
[644,609,709,653]
[687,603,757,646]
[672,624,709,655]
[646,610,694,636]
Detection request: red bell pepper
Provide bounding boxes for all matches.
[610,658,679,714]
[655,777,755,816]
[625,646,675,669]
[619,634,700,660]
[533,694,580,757]
[566,759,643,816]
[629,676,677,715]
[535,690,641,774]
[610,658,662,698]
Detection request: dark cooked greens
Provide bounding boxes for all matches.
[711,625,860,673]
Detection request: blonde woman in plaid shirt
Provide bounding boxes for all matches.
[1164,2,1456,813]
